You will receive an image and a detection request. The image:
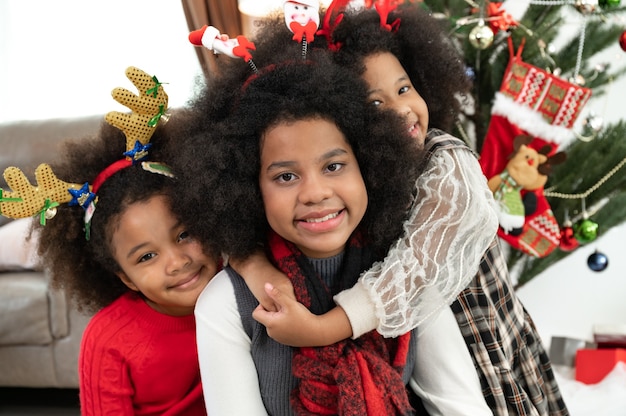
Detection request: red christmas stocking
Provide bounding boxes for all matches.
[480,37,591,257]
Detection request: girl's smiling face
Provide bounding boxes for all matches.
[259,117,367,258]
[111,194,217,316]
[362,51,429,143]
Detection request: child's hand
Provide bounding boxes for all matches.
[248,272,295,312]
[231,252,295,312]
[253,283,326,347]
[264,275,296,310]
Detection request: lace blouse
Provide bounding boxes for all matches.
[334,130,499,337]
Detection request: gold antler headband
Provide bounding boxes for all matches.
[0,66,170,236]
[0,164,86,226]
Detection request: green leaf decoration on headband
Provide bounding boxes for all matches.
[146,75,163,98]
[0,188,22,216]
[0,189,22,204]
[141,161,175,178]
[148,104,165,127]
[85,220,92,241]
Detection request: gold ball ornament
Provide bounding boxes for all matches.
[469,22,494,50]
[45,207,57,220]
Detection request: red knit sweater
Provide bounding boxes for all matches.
[79,292,206,415]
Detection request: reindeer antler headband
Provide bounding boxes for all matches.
[0,66,171,238]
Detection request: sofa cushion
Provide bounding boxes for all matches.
[0,218,40,271]
[0,272,65,345]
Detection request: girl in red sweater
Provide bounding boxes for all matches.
[1,67,220,415]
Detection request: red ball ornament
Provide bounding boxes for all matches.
[559,226,580,251]
[620,30,626,52]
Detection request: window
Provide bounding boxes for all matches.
[0,0,202,123]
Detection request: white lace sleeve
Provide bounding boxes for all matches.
[334,133,498,338]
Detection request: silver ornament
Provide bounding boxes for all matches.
[585,113,604,133]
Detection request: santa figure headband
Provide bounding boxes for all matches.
[186,1,401,75]
[188,1,322,66]
[0,67,171,239]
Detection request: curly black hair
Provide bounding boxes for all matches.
[35,114,215,313]
[170,48,423,262]
[331,4,472,132]
[185,14,322,128]
[186,3,469,132]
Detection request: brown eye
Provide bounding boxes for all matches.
[178,231,191,242]
[275,172,298,184]
[139,253,156,263]
[325,162,345,173]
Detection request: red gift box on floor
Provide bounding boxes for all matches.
[575,348,626,384]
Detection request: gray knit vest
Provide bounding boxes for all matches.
[225,266,418,416]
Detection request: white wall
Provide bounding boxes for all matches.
[0,0,202,123]
[517,221,626,348]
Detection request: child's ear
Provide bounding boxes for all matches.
[116,271,139,291]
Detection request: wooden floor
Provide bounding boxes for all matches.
[0,388,80,415]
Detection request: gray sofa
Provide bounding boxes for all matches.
[0,115,104,388]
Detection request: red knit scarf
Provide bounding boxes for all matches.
[268,231,413,416]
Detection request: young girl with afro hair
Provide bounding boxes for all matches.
[228,3,567,415]
[170,46,429,413]
[29,70,222,415]
[178,1,496,343]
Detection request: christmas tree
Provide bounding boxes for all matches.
[420,0,626,286]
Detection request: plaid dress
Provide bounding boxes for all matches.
[451,239,569,415]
